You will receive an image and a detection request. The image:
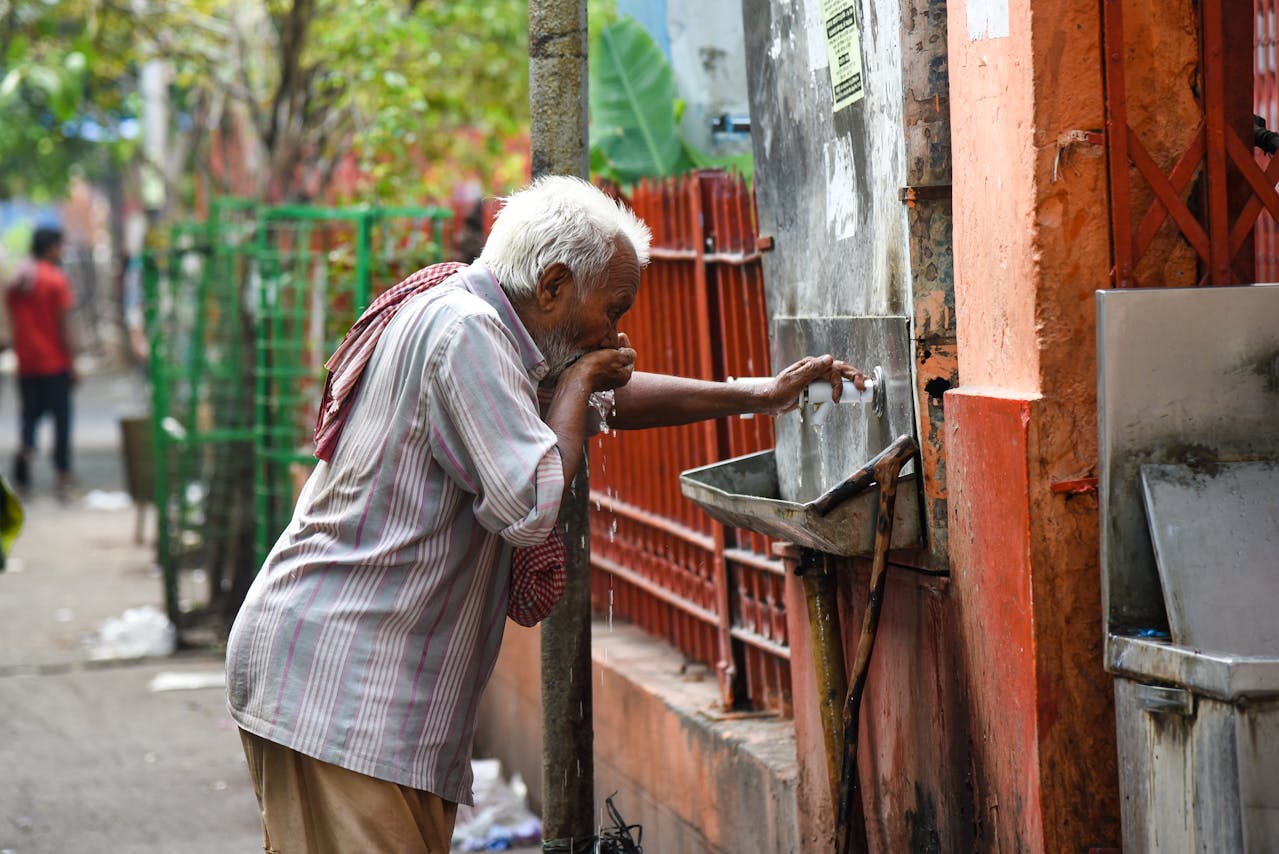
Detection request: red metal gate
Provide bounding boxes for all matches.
[1257,0,1279,280]
[1103,0,1279,286]
[588,171,791,714]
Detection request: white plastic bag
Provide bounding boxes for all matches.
[88,605,177,660]
[452,759,542,851]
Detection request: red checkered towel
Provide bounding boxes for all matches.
[507,526,567,627]
[314,262,567,626]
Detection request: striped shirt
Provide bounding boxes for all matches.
[225,262,564,804]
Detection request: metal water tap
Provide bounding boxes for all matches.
[802,366,885,425]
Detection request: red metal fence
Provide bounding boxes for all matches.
[588,171,792,714]
[1103,0,1279,286]
[1257,0,1279,280]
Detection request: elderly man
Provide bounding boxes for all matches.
[226,177,861,852]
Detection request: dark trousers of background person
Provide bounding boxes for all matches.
[18,371,72,477]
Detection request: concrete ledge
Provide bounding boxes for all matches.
[477,619,804,853]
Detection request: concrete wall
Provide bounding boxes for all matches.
[742,0,908,322]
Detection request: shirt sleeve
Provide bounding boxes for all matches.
[427,312,565,547]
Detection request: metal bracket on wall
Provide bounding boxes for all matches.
[898,184,952,206]
[710,114,751,134]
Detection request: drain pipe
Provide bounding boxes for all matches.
[795,548,849,818]
[528,1,596,851]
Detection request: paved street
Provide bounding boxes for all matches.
[0,365,264,854]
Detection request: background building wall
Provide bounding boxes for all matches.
[616,0,753,158]
[944,0,1201,848]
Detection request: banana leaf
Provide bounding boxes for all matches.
[589,17,693,183]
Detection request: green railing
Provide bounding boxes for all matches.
[143,200,452,637]
[142,199,258,639]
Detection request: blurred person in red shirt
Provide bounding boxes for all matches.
[6,226,76,496]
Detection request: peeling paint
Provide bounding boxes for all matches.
[803,0,829,73]
[825,138,861,242]
[967,0,1010,41]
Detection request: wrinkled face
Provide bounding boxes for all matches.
[537,239,640,382]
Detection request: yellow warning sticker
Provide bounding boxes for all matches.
[822,0,865,112]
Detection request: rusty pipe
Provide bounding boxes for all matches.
[835,434,918,854]
[798,548,848,817]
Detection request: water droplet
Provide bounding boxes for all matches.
[589,390,615,433]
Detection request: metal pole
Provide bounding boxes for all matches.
[528,1,594,851]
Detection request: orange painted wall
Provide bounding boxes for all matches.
[946,389,1045,850]
[950,0,1039,390]
[944,0,1201,848]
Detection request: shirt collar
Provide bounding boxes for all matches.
[456,261,549,382]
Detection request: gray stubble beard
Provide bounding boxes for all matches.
[535,324,587,386]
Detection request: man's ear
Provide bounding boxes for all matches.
[535,262,575,311]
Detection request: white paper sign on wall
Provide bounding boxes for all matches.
[967,0,1010,40]
[821,0,865,113]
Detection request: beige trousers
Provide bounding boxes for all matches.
[239,729,458,853]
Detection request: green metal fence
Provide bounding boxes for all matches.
[252,205,452,565]
[143,200,452,638]
[143,199,258,641]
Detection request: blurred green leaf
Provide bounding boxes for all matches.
[589,17,688,183]
[588,15,751,186]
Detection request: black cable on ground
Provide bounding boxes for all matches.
[541,794,644,854]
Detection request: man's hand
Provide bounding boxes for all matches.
[563,332,637,393]
[759,355,867,415]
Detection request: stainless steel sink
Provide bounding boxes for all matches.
[679,449,922,556]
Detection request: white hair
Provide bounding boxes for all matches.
[479,175,652,301]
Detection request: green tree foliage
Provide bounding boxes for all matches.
[200,0,536,202]
[589,15,687,182]
[1,0,539,206]
[0,1,142,200]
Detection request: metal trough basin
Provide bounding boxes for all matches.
[679,449,921,557]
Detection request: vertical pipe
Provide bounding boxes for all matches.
[354,211,374,313]
[144,253,178,627]
[1223,0,1257,283]
[799,549,847,816]
[529,0,594,848]
[254,216,273,565]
